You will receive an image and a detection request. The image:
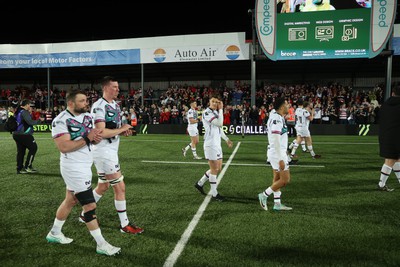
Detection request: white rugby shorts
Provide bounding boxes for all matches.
[187,126,199,137]
[295,126,310,137]
[60,162,93,193]
[267,150,289,171]
[204,145,223,161]
[93,149,120,175]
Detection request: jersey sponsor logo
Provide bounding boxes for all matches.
[66,115,93,140]
[105,104,120,123]
[104,104,121,129]
[281,125,288,135]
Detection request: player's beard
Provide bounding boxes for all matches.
[74,105,89,114]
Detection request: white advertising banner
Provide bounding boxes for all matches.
[141,44,249,63]
[0,32,248,67]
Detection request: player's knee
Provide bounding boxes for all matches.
[112,183,126,196]
[97,174,110,190]
[100,182,111,191]
[84,202,97,210]
[66,195,79,207]
[83,208,97,223]
[97,173,108,184]
[110,175,124,187]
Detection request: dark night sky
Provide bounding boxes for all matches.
[1,1,255,44]
[1,1,399,44]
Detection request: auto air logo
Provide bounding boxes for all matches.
[153,48,166,63]
[226,45,240,60]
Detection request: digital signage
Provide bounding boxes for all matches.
[256,0,397,60]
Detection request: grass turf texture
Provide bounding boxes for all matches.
[0,132,399,267]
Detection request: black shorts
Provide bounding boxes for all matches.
[380,143,400,159]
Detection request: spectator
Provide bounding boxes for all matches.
[170,105,179,124]
[0,106,7,123]
[140,107,151,125]
[230,105,239,125]
[313,103,322,124]
[52,106,60,120]
[285,103,296,137]
[338,103,349,124]
[223,107,231,125]
[248,105,259,125]
[119,107,128,125]
[160,107,171,124]
[129,108,137,132]
[258,106,267,125]
[152,108,160,124]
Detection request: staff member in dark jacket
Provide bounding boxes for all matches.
[13,99,44,174]
[377,85,400,191]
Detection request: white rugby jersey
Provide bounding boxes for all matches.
[186,108,198,129]
[295,107,311,128]
[267,111,288,152]
[91,98,121,149]
[202,107,222,147]
[52,110,94,164]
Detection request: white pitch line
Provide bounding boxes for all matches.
[143,160,208,165]
[163,142,241,267]
[142,160,325,168]
[9,136,378,145]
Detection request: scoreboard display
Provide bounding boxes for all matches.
[256,0,397,61]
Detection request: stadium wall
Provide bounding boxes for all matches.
[0,123,379,136]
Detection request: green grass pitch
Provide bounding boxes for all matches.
[0,132,399,267]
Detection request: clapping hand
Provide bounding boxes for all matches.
[121,123,133,136]
[226,139,233,148]
[89,129,103,144]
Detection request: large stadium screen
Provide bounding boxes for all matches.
[277,0,370,60]
[256,0,397,61]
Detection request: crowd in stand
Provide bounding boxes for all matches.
[0,81,384,126]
